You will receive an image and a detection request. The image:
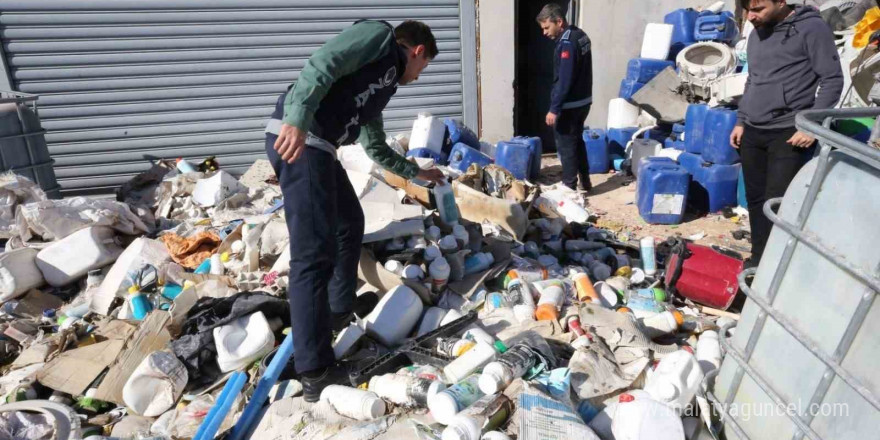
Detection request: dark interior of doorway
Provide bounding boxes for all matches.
[514,0,574,152]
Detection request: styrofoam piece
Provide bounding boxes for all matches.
[0,248,44,302]
[92,237,171,315]
[409,113,446,154]
[36,226,123,287]
[641,23,674,60]
[607,98,641,129]
[214,311,276,373]
[192,171,246,207]
[364,285,424,347]
[644,350,704,414]
[123,351,188,417]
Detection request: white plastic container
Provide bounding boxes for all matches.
[428,374,485,425]
[333,322,364,360]
[442,393,512,440]
[644,349,704,414]
[479,343,538,395]
[384,260,405,275]
[462,326,495,346]
[417,307,449,337]
[452,224,469,249]
[443,341,499,384]
[402,264,424,280]
[320,385,386,421]
[695,330,721,374]
[368,373,446,407]
[122,351,188,417]
[434,183,460,226]
[213,311,276,372]
[192,170,245,207]
[639,310,683,339]
[426,226,442,243]
[639,236,656,276]
[410,113,446,154]
[439,235,459,254]
[36,226,123,287]
[430,257,451,294]
[610,393,685,440]
[607,98,641,129]
[640,23,675,60]
[535,190,590,224]
[481,432,511,440]
[209,253,223,276]
[0,247,45,302]
[425,245,443,263]
[440,308,463,327]
[364,285,424,347]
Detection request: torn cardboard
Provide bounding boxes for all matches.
[357,248,433,304]
[453,182,530,240]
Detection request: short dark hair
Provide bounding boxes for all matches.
[739,0,785,9]
[395,20,439,59]
[536,4,566,23]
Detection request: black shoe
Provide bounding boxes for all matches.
[301,364,351,403]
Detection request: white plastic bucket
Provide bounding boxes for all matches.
[213,311,276,373]
[607,98,641,129]
[0,248,45,302]
[641,23,675,60]
[364,285,424,347]
[35,226,123,287]
[122,351,188,417]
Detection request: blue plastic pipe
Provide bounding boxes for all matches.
[194,371,247,440]
[228,333,295,440]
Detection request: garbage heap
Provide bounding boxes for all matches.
[0,101,747,440]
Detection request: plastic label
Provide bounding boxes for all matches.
[652,194,684,215]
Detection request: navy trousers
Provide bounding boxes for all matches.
[554,105,591,190]
[265,97,364,373]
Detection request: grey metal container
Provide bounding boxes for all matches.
[0,91,59,198]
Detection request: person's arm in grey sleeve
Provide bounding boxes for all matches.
[737,74,750,126]
[805,22,844,109]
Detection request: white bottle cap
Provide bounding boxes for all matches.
[442,416,481,440]
[384,260,404,275]
[425,245,442,262]
[427,225,442,241]
[402,264,425,280]
[452,224,468,239]
[428,391,459,425]
[439,235,459,252]
[363,394,387,420]
[478,365,505,395]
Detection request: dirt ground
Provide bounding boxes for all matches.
[536,155,753,258]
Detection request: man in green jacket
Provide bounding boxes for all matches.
[265,20,445,401]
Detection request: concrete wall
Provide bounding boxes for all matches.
[579,0,736,128]
[477,0,516,142]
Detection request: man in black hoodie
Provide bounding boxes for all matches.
[730,0,843,268]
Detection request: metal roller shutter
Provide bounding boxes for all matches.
[0,0,477,196]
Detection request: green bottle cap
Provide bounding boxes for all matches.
[494,341,508,353]
[653,288,667,302]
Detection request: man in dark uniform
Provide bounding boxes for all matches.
[538,4,594,192]
[266,20,446,401]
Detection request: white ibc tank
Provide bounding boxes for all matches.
[0,247,45,302]
[35,226,123,287]
[364,285,424,347]
[213,311,276,373]
[715,148,880,440]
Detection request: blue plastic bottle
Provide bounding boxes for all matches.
[510,136,543,180]
[447,142,493,173]
[443,118,480,150]
[684,104,709,154]
[637,162,690,225]
[702,108,740,165]
[664,8,699,58]
[695,11,739,44]
[626,58,675,83]
[607,127,639,157]
[583,128,610,174]
[619,79,645,100]
[495,140,533,180]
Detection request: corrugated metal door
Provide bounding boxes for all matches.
[0,0,477,196]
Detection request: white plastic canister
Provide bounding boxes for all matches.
[122,351,188,417]
[0,248,45,302]
[610,392,685,440]
[364,285,424,347]
[640,23,675,60]
[35,226,123,287]
[213,311,276,373]
[644,349,704,414]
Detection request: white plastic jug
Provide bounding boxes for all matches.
[36,226,123,287]
[213,311,275,373]
[641,23,674,60]
[333,322,364,360]
[320,385,386,421]
[417,307,449,337]
[607,98,641,129]
[122,351,188,417]
[410,113,447,154]
[610,393,685,440]
[695,330,721,374]
[364,285,424,347]
[644,349,704,414]
[0,248,45,302]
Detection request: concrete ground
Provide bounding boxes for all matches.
[536,155,752,257]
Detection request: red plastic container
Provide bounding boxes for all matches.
[664,241,742,309]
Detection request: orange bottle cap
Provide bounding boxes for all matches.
[535,304,559,321]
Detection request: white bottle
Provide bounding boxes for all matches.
[479,343,538,395]
[639,310,684,339]
[402,264,425,280]
[610,392,685,440]
[434,183,460,226]
[644,350,705,414]
[442,394,513,440]
[333,323,364,360]
[452,224,470,249]
[369,373,446,407]
[428,374,485,425]
[443,341,501,384]
[430,257,451,294]
[439,235,459,254]
[640,236,656,276]
[425,245,443,263]
[384,260,405,275]
[696,330,722,374]
[481,432,512,440]
[209,253,224,276]
[364,285,424,347]
[320,385,386,421]
[408,236,428,249]
[426,226,443,243]
[417,307,450,337]
[242,223,261,272]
